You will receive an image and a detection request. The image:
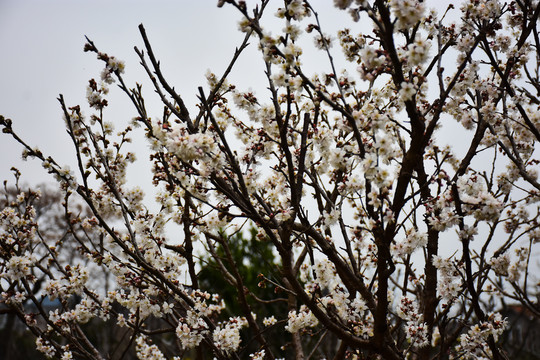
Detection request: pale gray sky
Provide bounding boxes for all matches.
[0,0,349,187]
[1,0,522,271]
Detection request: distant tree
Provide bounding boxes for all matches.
[2,1,540,359]
[1,180,50,356]
[198,227,284,317]
[0,173,79,359]
[0,174,128,359]
[198,227,289,357]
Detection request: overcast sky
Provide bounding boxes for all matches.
[2,1,513,262]
[0,1,469,191]
[0,0,352,189]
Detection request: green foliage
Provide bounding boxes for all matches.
[198,227,289,356]
[199,228,283,316]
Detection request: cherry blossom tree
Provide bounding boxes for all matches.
[1,0,540,359]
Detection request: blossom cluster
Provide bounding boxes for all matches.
[397,296,429,348]
[454,313,507,360]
